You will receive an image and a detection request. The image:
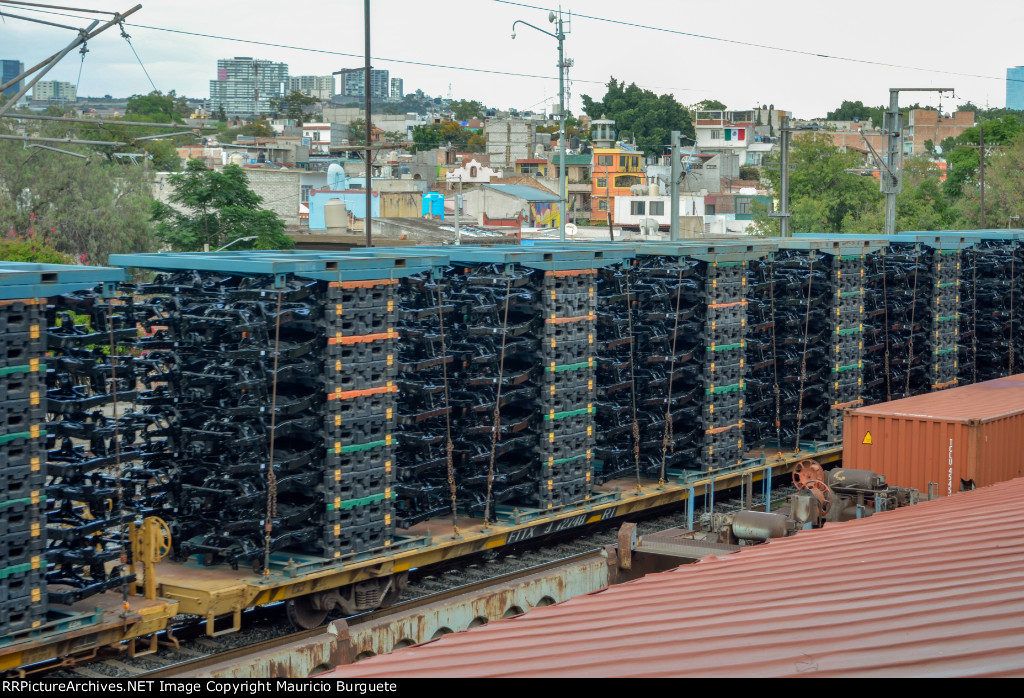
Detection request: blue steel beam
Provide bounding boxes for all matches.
[0,262,123,300]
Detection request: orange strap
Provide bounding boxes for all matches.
[546,269,596,277]
[707,301,748,309]
[545,313,595,325]
[328,384,398,401]
[830,399,864,411]
[328,330,397,345]
[705,422,742,435]
[932,380,958,390]
[0,298,42,306]
[328,279,398,289]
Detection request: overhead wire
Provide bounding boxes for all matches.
[492,0,1024,86]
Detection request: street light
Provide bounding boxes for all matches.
[512,9,568,242]
[211,235,258,251]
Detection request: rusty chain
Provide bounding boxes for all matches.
[882,252,892,402]
[483,275,513,525]
[659,265,685,486]
[769,257,781,446]
[905,247,920,399]
[436,282,459,537]
[626,266,641,488]
[794,252,815,452]
[263,286,284,576]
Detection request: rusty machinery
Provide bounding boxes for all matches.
[712,459,919,544]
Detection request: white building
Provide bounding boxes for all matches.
[288,75,334,100]
[302,123,334,155]
[32,80,76,102]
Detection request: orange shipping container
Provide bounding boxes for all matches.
[843,374,1024,495]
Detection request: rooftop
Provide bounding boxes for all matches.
[327,476,1024,678]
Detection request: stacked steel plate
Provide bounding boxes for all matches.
[825,253,866,441]
[536,268,597,507]
[322,277,397,557]
[0,298,47,633]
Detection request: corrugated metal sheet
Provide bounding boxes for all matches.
[844,374,1024,494]
[853,374,1024,422]
[324,478,1024,678]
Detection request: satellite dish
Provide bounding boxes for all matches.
[549,11,556,22]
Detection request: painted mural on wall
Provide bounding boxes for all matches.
[530,202,560,227]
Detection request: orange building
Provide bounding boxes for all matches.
[590,145,644,223]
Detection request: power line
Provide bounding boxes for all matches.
[3,3,712,96]
[492,0,1024,86]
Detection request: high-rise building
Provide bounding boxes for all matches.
[1007,67,1024,110]
[288,75,334,100]
[390,77,404,101]
[32,80,76,102]
[209,57,288,117]
[1,59,24,99]
[336,68,390,101]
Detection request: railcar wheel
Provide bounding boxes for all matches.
[286,594,330,629]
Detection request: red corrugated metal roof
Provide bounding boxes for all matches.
[854,373,1024,422]
[324,478,1024,678]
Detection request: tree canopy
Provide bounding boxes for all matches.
[410,122,484,153]
[0,120,156,264]
[450,100,484,122]
[270,90,321,126]
[581,78,693,153]
[126,90,189,124]
[150,160,294,252]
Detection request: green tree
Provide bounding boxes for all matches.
[126,90,189,124]
[581,78,693,152]
[411,124,444,152]
[270,90,320,126]
[0,232,74,264]
[451,99,484,121]
[150,159,294,251]
[944,116,1024,198]
[825,100,884,127]
[964,132,1024,227]
[755,134,882,234]
[693,99,727,112]
[0,122,156,264]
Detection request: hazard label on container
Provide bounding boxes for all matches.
[862,431,872,445]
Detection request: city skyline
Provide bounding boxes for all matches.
[2,0,1021,118]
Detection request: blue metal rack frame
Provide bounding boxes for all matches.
[0,262,123,300]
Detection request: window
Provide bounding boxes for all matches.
[735,197,752,215]
[631,157,639,169]
[706,204,716,215]
[631,201,646,215]
[470,166,478,178]
[619,156,627,169]
[614,175,641,189]
[596,177,608,189]
[649,201,665,216]
[597,155,614,166]
[300,185,313,203]
[598,199,608,211]
[711,129,722,139]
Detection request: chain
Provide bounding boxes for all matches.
[769,257,781,446]
[882,252,892,401]
[105,297,129,607]
[659,266,685,485]
[436,282,459,537]
[972,247,978,384]
[906,247,920,398]
[483,275,513,524]
[262,287,283,576]
[794,252,815,452]
[626,266,641,489]
[1010,244,1016,375]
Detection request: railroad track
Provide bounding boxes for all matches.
[43,480,792,678]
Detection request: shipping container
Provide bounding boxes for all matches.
[843,374,1024,495]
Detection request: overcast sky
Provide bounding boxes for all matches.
[2,0,1021,119]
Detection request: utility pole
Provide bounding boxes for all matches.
[511,9,570,241]
[453,176,462,245]
[954,124,1007,229]
[364,0,373,248]
[881,87,954,236]
[670,130,680,240]
[768,116,793,237]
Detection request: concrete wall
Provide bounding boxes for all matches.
[485,119,535,170]
[462,187,523,224]
[244,169,302,226]
[380,191,422,218]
